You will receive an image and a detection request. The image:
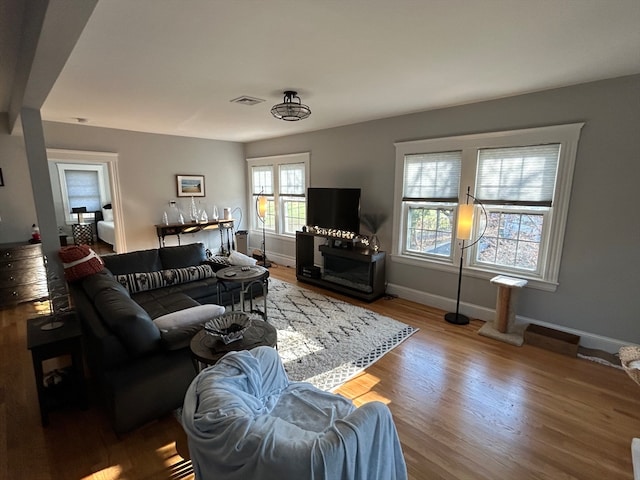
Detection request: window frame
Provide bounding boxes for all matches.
[393,123,584,291]
[470,204,551,277]
[400,150,462,262]
[247,152,310,238]
[402,201,457,261]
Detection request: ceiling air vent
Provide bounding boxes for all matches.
[230,96,265,106]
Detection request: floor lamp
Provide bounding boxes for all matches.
[444,187,485,325]
[256,192,271,268]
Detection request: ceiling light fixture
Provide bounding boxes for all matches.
[271,91,311,121]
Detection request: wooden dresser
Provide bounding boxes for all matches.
[0,242,48,308]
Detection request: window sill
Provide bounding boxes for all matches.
[390,253,559,292]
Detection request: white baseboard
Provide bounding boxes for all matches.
[265,252,296,269]
[386,282,495,322]
[386,282,630,354]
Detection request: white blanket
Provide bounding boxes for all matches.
[182,346,407,480]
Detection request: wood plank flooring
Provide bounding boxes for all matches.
[1,263,638,479]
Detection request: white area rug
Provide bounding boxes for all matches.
[250,278,418,391]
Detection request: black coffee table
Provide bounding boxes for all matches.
[216,265,269,320]
[190,317,277,371]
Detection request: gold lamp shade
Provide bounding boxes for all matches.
[456,204,474,240]
[257,196,268,219]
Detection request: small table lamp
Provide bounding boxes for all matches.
[71,206,87,224]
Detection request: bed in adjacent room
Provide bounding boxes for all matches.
[95,205,116,250]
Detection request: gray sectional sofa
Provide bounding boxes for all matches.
[69,242,265,433]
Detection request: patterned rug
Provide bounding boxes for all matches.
[249,278,418,391]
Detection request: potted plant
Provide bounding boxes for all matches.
[360,213,388,252]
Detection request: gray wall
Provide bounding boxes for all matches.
[42,122,247,253]
[0,121,247,253]
[0,114,38,242]
[1,75,638,346]
[245,75,640,345]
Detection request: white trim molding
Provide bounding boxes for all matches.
[392,123,585,291]
[386,281,629,354]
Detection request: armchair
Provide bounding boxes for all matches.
[182,346,407,480]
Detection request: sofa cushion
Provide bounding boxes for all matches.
[81,269,130,301]
[93,285,161,357]
[59,246,104,282]
[114,265,215,294]
[159,243,207,269]
[154,304,225,330]
[103,248,162,274]
[136,291,199,319]
[132,277,220,307]
[207,254,231,267]
[228,250,257,266]
[154,304,225,350]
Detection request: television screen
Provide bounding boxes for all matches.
[306,188,361,233]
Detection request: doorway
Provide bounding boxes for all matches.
[46,149,125,253]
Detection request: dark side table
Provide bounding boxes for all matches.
[190,318,277,371]
[72,223,93,245]
[216,265,269,320]
[27,312,87,426]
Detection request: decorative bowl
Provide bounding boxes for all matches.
[204,312,251,344]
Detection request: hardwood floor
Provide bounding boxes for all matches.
[1,264,637,479]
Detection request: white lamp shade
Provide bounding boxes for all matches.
[456,204,474,240]
[257,196,268,218]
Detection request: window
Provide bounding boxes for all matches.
[393,124,583,289]
[279,163,306,234]
[248,153,310,236]
[472,144,560,275]
[251,165,275,230]
[57,163,109,224]
[402,151,461,259]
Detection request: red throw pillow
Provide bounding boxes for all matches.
[58,245,104,282]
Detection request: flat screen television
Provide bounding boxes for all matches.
[306,187,361,233]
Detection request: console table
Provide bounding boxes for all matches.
[155,219,234,251]
[296,232,386,302]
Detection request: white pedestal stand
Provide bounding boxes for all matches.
[478,275,528,346]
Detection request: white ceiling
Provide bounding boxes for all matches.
[39,0,640,143]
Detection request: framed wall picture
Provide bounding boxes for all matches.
[176,174,205,197]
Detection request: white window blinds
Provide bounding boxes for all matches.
[403,151,462,201]
[476,144,560,206]
[65,170,101,211]
[252,165,273,195]
[279,163,305,196]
